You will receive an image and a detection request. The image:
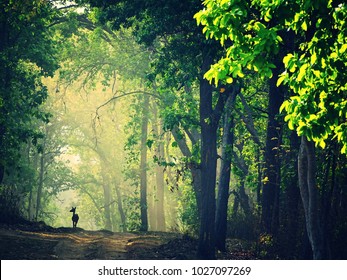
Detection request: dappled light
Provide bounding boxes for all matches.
[1,0,347,261]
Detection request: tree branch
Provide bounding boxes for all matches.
[95,90,161,113]
[237,91,263,148]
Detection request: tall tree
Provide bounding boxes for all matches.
[86,0,227,258]
[139,94,150,231]
[152,104,166,231]
[215,87,238,251]
[0,0,58,184]
[195,0,347,259]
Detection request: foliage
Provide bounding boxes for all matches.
[0,0,59,180]
[278,1,347,152]
[0,185,23,223]
[59,24,150,90]
[176,185,199,236]
[195,0,347,153]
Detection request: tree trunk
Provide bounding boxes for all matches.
[239,180,251,217]
[155,136,166,231]
[282,131,301,257]
[197,54,216,259]
[95,146,114,231]
[27,141,35,221]
[102,182,112,231]
[35,143,45,221]
[115,185,126,231]
[261,57,284,235]
[148,185,156,231]
[298,136,326,259]
[256,149,262,207]
[215,92,237,251]
[140,94,150,231]
[152,104,166,231]
[171,126,202,214]
[197,53,227,259]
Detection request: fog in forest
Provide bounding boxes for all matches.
[1,0,347,261]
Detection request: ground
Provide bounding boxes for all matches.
[0,222,256,260]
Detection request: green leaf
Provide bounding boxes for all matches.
[310,52,317,65]
[226,77,233,83]
[297,63,308,82]
[237,71,245,78]
[146,139,154,149]
[264,9,272,22]
[288,120,294,130]
[277,75,286,87]
[283,53,294,66]
[319,139,326,149]
[340,44,347,53]
[279,101,288,113]
[220,13,231,28]
[301,21,307,31]
[330,52,338,59]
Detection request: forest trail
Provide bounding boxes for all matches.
[0,223,187,259]
[0,223,255,260]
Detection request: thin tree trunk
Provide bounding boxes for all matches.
[155,133,166,231]
[95,147,114,231]
[171,126,202,215]
[35,143,45,221]
[215,92,237,251]
[239,180,251,217]
[151,104,166,231]
[102,180,112,231]
[140,94,150,231]
[115,185,126,231]
[26,140,33,220]
[256,149,262,207]
[298,136,326,259]
[148,184,156,231]
[283,131,300,258]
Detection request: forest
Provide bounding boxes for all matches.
[0,0,347,260]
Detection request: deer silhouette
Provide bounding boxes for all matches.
[70,207,79,228]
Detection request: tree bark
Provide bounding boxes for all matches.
[298,136,326,259]
[197,54,217,259]
[171,126,202,214]
[139,94,150,231]
[215,91,237,251]
[97,149,113,231]
[261,57,284,235]
[101,180,112,231]
[115,185,126,231]
[197,53,228,259]
[152,104,166,231]
[155,136,166,230]
[35,140,45,221]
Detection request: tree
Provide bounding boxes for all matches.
[195,0,347,259]
[139,94,150,231]
[85,0,235,258]
[56,13,156,230]
[215,87,238,251]
[152,103,166,231]
[0,0,58,184]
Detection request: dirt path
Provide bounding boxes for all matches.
[0,224,187,260]
[0,223,256,260]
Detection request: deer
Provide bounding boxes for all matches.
[70,207,79,228]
